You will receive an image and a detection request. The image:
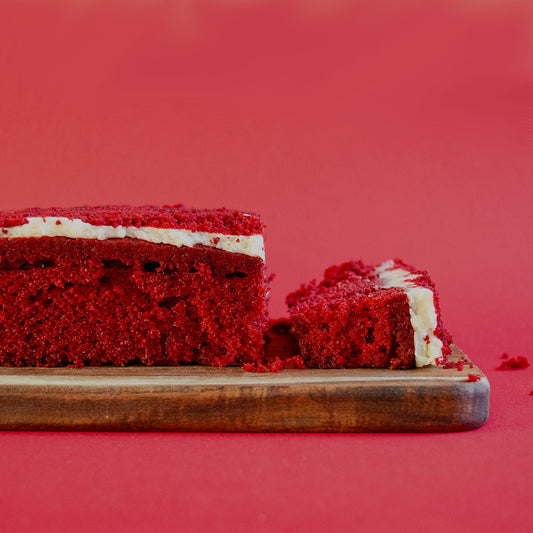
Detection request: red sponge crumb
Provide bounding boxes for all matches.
[243,362,267,373]
[242,355,307,373]
[441,356,469,371]
[284,355,307,369]
[0,236,268,367]
[467,374,481,382]
[267,355,307,372]
[268,357,285,373]
[497,356,530,370]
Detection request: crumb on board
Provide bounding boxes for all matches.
[497,356,530,370]
[440,355,469,371]
[243,355,307,373]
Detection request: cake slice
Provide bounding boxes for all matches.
[286,259,452,369]
[0,205,268,367]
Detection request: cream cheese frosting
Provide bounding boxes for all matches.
[0,216,265,260]
[375,260,443,367]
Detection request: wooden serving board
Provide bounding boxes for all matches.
[0,345,489,432]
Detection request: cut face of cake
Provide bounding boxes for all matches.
[286,259,452,369]
[0,205,268,367]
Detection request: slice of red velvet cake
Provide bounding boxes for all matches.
[0,205,268,367]
[286,259,452,369]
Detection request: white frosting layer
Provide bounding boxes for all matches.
[0,217,265,261]
[375,260,443,367]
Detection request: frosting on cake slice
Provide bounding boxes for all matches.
[0,205,265,260]
[1,216,265,260]
[375,260,444,367]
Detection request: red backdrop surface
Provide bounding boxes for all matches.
[0,1,532,531]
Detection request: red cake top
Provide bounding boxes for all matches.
[286,260,378,310]
[0,205,264,236]
[287,259,436,310]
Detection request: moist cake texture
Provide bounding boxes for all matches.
[286,259,452,369]
[0,205,268,367]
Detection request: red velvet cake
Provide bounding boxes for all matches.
[286,259,452,369]
[0,205,268,367]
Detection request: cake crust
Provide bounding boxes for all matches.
[0,205,263,235]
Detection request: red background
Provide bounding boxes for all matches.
[1,1,532,531]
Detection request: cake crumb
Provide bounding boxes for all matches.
[467,374,481,382]
[497,356,530,370]
[268,357,285,373]
[243,355,307,373]
[243,362,267,373]
[441,355,469,371]
[268,355,307,372]
[435,355,447,366]
[285,355,307,369]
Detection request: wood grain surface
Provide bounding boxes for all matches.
[0,343,489,432]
